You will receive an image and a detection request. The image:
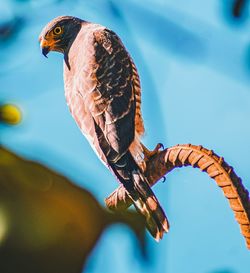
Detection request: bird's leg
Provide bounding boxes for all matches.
[141,143,164,169]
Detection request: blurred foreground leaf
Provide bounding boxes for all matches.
[0,147,146,273]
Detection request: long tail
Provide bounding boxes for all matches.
[109,151,169,241]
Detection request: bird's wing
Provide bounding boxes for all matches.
[130,58,144,137]
[86,28,137,158]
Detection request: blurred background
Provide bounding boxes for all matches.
[1,0,250,272]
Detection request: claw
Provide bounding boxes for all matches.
[141,142,165,162]
[140,143,165,172]
[157,143,164,150]
[162,176,166,183]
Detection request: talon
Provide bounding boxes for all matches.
[158,143,164,150]
[141,142,166,162]
[162,176,166,183]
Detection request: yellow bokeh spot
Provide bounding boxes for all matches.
[0,104,22,125]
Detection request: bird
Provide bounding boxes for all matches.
[39,15,169,240]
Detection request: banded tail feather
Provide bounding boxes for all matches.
[109,151,169,240]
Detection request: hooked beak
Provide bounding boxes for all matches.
[40,37,51,58]
[40,37,58,58]
[42,46,50,58]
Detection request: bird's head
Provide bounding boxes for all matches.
[39,16,83,58]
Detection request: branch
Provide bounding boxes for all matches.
[105,144,250,249]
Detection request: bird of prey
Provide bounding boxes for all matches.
[39,16,169,240]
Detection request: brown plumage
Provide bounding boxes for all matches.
[39,16,169,240]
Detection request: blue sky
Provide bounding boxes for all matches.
[1,0,250,272]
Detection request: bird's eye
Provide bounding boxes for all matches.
[53,26,62,35]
